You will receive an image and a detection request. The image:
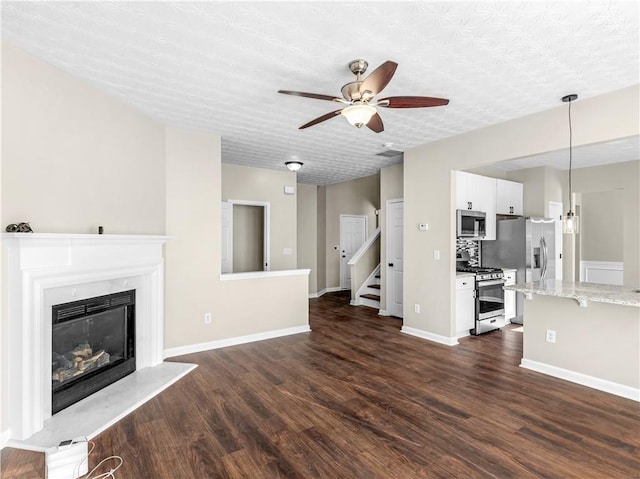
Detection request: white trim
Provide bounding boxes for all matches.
[227,199,271,272]
[378,309,390,316]
[3,234,168,441]
[520,359,639,402]
[400,326,459,346]
[164,325,311,358]
[579,260,624,285]
[386,198,404,319]
[312,286,342,298]
[220,269,310,281]
[347,227,380,266]
[340,214,368,290]
[1,429,11,450]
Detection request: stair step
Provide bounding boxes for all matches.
[360,293,380,301]
[367,284,381,290]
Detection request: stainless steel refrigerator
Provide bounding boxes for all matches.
[481,217,556,324]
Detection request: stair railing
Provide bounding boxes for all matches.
[347,227,381,303]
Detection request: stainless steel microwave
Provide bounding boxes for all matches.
[457,209,486,238]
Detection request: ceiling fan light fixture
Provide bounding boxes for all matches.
[285,160,303,172]
[341,104,376,128]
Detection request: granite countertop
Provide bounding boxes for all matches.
[505,279,640,308]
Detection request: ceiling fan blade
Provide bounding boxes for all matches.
[377,96,449,108]
[366,112,384,133]
[360,61,398,96]
[278,90,343,102]
[299,109,343,129]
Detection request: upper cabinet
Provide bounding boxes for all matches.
[496,179,524,216]
[455,171,497,240]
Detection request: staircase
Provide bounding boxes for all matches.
[357,269,381,310]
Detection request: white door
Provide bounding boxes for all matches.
[386,200,404,318]
[340,215,367,290]
[221,201,233,273]
[548,201,563,280]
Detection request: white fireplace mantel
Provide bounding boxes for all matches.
[2,233,170,441]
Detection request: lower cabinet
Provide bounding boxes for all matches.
[503,269,516,322]
[456,276,475,337]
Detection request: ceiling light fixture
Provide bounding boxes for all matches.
[562,94,579,235]
[285,160,303,172]
[341,103,376,128]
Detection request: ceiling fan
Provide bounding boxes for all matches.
[278,59,449,133]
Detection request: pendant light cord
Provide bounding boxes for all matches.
[568,99,573,214]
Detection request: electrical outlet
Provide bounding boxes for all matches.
[414,304,420,314]
[433,249,440,260]
[545,329,556,343]
[204,313,212,324]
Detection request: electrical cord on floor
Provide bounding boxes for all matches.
[72,439,124,479]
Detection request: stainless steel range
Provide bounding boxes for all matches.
[456,252,505,335]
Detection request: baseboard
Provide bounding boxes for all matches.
[1,428,11,450]
[163,325,312,358]
[520,359,640,402]
[312,286,342,299]
[350,299,358,306]
[400,326,458,346]
[378,309,389,316]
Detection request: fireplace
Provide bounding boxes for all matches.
[3,233,169,441]
[51,290,136,413]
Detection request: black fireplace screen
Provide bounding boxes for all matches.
[51,290,136,413]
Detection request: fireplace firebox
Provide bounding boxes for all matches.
[51,290,136,414]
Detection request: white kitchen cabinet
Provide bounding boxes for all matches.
[503,268,516,322]
[455,171,497,240]
[456,275,475,337]
[496,179,523,216]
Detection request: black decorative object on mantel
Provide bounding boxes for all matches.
[5,222,33,233]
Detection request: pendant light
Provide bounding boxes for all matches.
[562,94,579,234]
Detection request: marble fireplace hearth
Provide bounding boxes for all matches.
[2,233,195,450]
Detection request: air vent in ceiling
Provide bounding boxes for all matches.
[376,149,403,158]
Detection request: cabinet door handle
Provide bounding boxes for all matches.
[388,263,394,267]
[467,202,472,210]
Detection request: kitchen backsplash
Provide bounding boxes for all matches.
[456,238,480,266]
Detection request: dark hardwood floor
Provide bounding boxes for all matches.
[3,291,639,478]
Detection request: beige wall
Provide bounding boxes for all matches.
[523,295,639,389]
[567,160,639,285]
[221,164,297,271]
[233,204,264,273]
[297,184,318,295]
[164,128,221,348]
[404,85,639,340]
[1,43,166,235]
[505,166,565,218]
[316,186,327,292]
[581,190,624,262]
[380,162,404,311]
[324,173,380,289]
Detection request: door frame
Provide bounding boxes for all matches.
[227,199,271,272]
[339,214,368,290]
[386,198,404,318]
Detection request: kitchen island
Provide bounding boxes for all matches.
[505,280,639,401]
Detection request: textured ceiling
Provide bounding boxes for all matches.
[2,1,638,185]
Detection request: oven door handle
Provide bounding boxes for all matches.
[477,279,506,287]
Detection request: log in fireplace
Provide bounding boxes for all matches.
[51,290,136,413]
